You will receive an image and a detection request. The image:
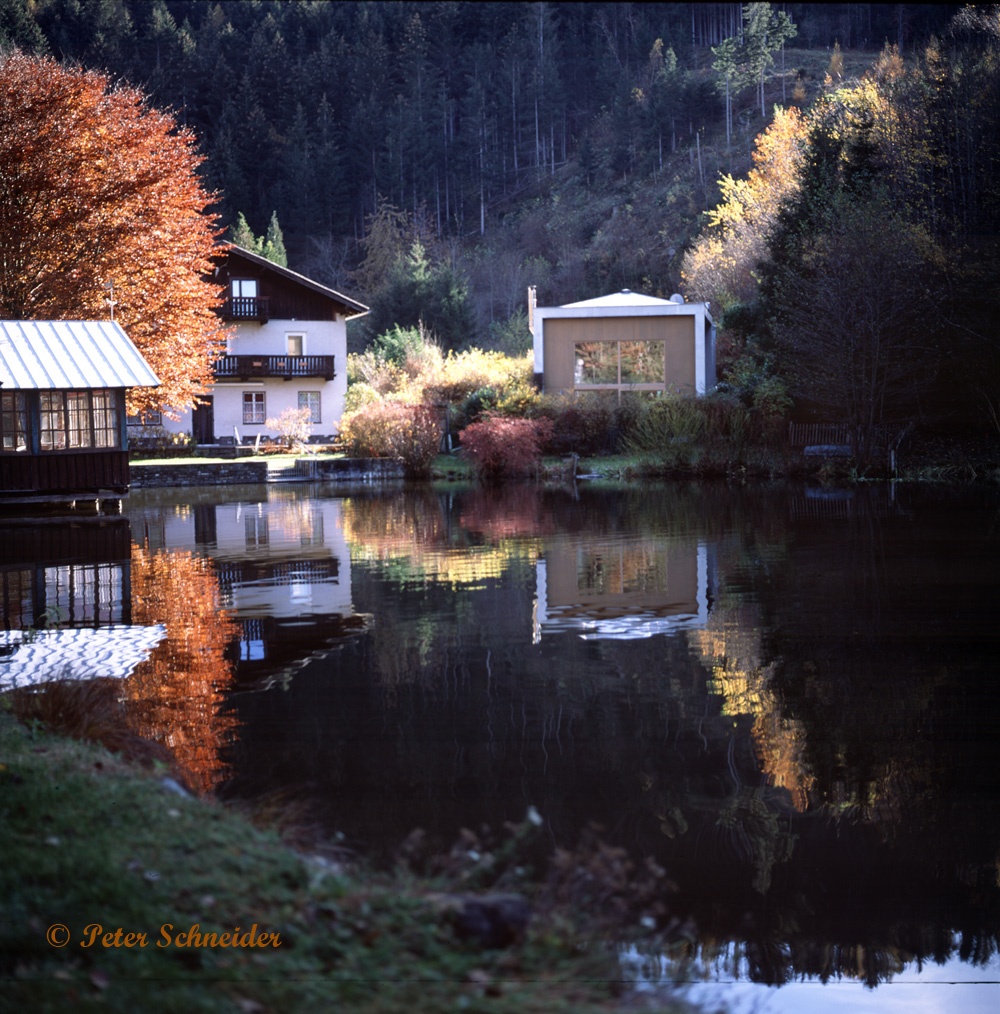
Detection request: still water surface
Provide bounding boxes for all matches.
[3,480,999,1009]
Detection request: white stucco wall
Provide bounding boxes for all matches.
[156,317,348,443]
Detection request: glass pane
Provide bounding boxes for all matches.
[287,335,303,356]
[574,342,617,384]
[67,391,92,448]
[233,279,257,298]
[620,341,665,384]
[298,391,321,423]
[0,392,25,452]
[92,390,120,448]
[40,392,66,451]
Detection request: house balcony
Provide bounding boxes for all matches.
[222,296,270,323]
[212,355,336,381]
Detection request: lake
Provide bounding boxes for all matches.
[3,480,999,1011]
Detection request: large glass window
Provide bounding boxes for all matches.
[574,340,665,395]
[38,390,120,451]
[298,391,321,423]
[243,391,265,424]
[0,391,28,453]
[619,341,665,384]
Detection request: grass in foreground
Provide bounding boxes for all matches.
[0,704,697,1014]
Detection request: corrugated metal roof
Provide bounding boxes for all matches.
[0,320,161,391]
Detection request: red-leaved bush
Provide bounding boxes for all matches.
[339,401,442,478]
[459,414,553,484]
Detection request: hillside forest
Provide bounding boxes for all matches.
[2,1,999,446]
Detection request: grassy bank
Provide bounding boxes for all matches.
[0,703,697,1014]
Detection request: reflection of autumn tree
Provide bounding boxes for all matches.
[122,545,238,794]
[690,598,811,895]
[694,600,815,813]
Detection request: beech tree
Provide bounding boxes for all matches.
[0,50,225,413]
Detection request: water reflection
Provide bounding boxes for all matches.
[5,482,998,996]
[210,482,1000,992]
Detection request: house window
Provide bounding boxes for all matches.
[243,391,265,424]
[232,279,257,298]
[39,390,120,451]
[67,392,93,448]
[92,391,120,447]
[40,392,67,450]
[127,409,162,427]
[574,340,665,395]
[287,334,304,356]
[298,391,321,423]
[0,391,29,453]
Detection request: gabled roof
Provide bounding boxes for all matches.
[0,320,161,391]
[222,245,369,319]
[562,289,678,308]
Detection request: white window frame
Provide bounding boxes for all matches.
[298,390,321,423]
[243,391,265,424]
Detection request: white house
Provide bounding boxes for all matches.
[528,288,716,398]
[154,246,367,446]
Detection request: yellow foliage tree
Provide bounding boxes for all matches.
[681,106,808,309]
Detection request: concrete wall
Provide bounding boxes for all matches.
[129,458,404,488]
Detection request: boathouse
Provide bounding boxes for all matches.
[0,319,160,504]
[528,288,716,398]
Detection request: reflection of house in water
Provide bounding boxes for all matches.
[0,517,165,688]
[140,492,370,684]
[533,537,714,640]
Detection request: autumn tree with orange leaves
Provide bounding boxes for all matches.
[0,50,227,413]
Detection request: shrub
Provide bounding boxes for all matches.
[342,381,382,415]
[456,386,498,428]
[266,406,313,449]
[128,426,195,457]
[420,348,533,405]
[340,400,443,478]
[373,323,426,366]
[623,391,785,474]
[459,414,554,484]
[531,392,640,455]
[347,349,403,395]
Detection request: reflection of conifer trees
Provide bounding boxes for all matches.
[122,545,239,795]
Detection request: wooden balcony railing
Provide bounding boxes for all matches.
[212,355,336,381]
[222,296,270,322]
